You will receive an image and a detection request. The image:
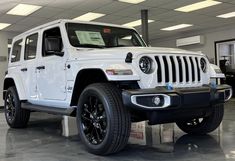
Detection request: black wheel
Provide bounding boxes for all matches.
[4,87,30,128]
[176,104,224,135]
[77,83,131,155]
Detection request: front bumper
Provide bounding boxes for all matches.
[122,84,232,111]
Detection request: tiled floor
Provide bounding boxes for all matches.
[0,99,235,161]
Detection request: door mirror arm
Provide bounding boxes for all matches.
[45,50,64,57]
[53,51,64,57]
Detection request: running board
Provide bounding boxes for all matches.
[21,102,76,117]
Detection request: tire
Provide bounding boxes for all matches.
[77,83,131,155]
[4,87,30,128]
[176,104,224,135]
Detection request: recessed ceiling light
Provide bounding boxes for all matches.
[161,24,193,31]
[175,0,222,12]
[7,4,42,16]
[118,0,146,4]
[73,12,105,21]
[217,11,235,18]
[0,23,11,30]
[122,19,154,27]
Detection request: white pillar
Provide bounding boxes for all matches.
[62,116,78,137]
[0,32,8,106]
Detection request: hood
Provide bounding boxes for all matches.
[68,47,205,61]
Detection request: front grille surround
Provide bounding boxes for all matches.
[154,55,205,86]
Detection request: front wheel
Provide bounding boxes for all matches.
[176,104,224,135]
[77,83,131,155]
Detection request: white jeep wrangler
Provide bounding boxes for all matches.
[3,19,232,155]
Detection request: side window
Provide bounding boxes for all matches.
[25,33,38,60]
[42,27,63,57]
[11,39,22,63]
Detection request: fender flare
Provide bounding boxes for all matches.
[3,75,27,100]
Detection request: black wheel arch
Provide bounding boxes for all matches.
[70,68,140,107]
[70,68,140,120]
[3,78,16,100]
[70,69,108,107]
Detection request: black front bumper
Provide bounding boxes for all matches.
[122,84,232,125]
[122,84,232,111]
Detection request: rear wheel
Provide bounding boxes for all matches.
[4,87,30,128]
[77,83,131,155]
[176,104,224,134]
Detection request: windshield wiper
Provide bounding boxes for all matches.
[78,44,105,49]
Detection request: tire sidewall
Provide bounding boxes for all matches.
[176,104,224,134]
[77,85,115,153]
[4,87,20,126]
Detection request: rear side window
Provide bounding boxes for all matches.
[11,39,22,63]
[24,33,38,60]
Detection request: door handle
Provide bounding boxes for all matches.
[36,66,45,70]
[21,68,27,72]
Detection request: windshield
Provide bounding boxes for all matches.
[66,23,146,48]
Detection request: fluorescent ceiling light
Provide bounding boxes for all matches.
[118,0,146,4]
[0,23,11,30]
[217,11,235,18]
[175,0,222,12]
[7,4,42,16]
[122,19,154,27]
[73,12,105,21]
[161,24,193,31]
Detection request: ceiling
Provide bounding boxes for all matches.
[1,0,235,41]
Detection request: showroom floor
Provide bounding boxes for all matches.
[0,100,235,161]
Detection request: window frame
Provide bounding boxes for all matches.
[11,39,23,63]
[24,33,39,61]
[65,22,146,48]
[42,26,63,57]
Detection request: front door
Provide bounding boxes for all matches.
[37,27,67,101]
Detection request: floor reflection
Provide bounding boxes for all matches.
[0,99,235,161]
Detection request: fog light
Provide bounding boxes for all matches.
[131,94,171,109]
[153,96,161,106]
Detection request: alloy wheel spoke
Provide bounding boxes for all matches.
[82,115,92,122]
[94,127,101,143]
[81,95,107,145]
[84,104,92,115]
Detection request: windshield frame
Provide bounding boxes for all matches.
[65,22,147,49]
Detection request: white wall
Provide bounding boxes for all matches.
[0,31,18,106]
[0,32,8,106]
[150,26,235,63]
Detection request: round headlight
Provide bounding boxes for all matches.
[200,58,207,73]
[139,56,152,74]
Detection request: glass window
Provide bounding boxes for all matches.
[11,39,22,63]
[66,23,146,48]
[25,33,38,60]
[42,27,63,57]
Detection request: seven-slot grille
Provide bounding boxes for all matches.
[155,55,202,85]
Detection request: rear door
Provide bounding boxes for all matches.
[20,33,39,101]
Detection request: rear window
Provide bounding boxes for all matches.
[24,33,38,60]
[11,39,22,63]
